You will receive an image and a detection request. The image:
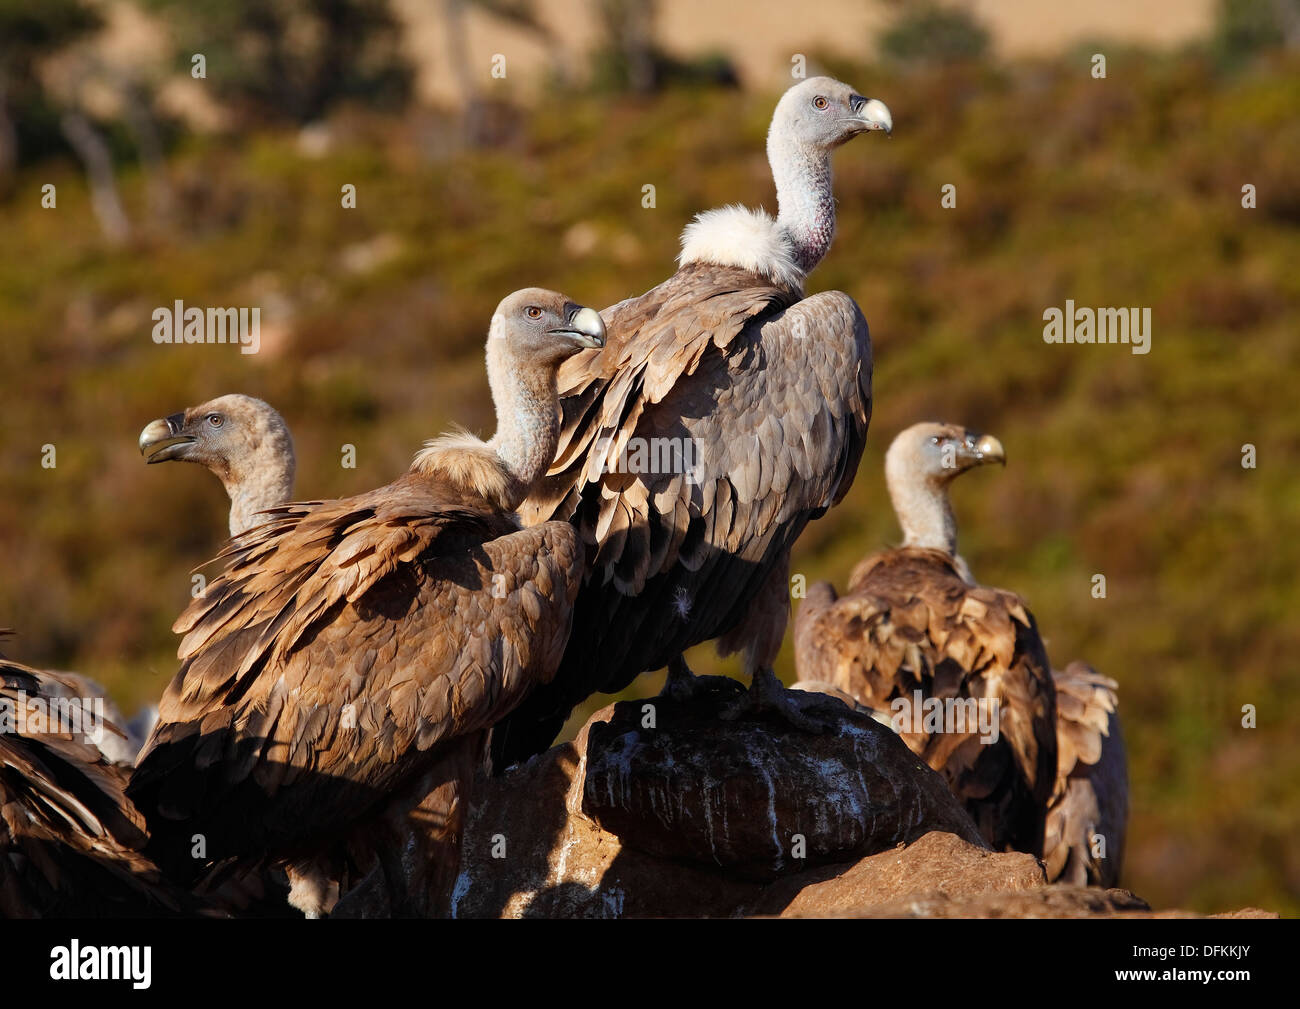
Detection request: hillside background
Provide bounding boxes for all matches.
[0,0,1296,915]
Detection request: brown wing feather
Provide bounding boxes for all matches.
[1043,660,1128,885]
[794,547,1057,856]
[128,473,582,880]
[495,265,871,767]
[1,660,181,916]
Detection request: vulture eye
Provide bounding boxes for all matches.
[930,436,943,445]
[525,306,543,320]
[207,414,224,428]
[813,96,829,110]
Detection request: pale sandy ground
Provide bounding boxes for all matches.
[87,0,1216,122]
[393,0,1218,101]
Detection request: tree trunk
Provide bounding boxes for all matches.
[60,109,130,245]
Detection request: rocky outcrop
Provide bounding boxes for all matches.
[430,682,1277,920]
[581,678,985,879]
[748,829,1045,916]
[452,683,1023,917]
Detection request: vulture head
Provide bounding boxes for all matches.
[886,422,1006,488]
[884,422,1005,575]
[770,76,892,154]
[488,288,606,368]
[139,393,296,536]
[417,289,604,512]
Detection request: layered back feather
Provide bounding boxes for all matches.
[1,659,182,916]
[795,547,1058,856]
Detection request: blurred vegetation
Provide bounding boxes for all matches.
[0,4,1297,916]
[877,1,991,67]
[139,0,414,124]
[1213,0,1300,69]
[0,0,103,182]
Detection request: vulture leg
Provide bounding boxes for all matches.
[376,732,484,918]
[721,666,839,735]
[662,655,698,699]
[658,654,734,702]
[286,859,340,919]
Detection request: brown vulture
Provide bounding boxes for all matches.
[1044,660,1128,886]
[137,394,300,763]
[1,652,185,917]
[139,393,296,537]
[127,290,605,917]
[793,423,1059,856]
[492,77,891,768]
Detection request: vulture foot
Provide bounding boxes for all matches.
[658,655,733,702]
[721,666,838,735]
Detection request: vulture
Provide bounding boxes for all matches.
[793,423,1058,855]
[0,398,299,788]
[127,290,605,917]
[492,77,892,767]
[1044,660,1128,886]
[1,652,184,916]
[139,393,296,537]
[139,394,298,757]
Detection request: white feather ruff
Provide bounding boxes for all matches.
[677,205,804,290]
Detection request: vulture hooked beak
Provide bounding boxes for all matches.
[551,305,606,349]
[851,96,892,135]
[974,434,1006,466]
[139,413,195,463]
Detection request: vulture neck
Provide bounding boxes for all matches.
[223,450,295,537]
[886,458,974,582]
[484,342,559,511]
[769,134,836,275]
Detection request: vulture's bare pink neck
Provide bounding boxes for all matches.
[886,454,959,559]
[770,135,836,275]
[486,342,559,506]
[223,452,295,537]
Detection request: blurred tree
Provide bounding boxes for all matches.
[878,0,990,68]
[598,0,656,94]
[588,0,737,94]
[0,0,137,241]
[0,0,102,186]
[442,0,559,146]
[1213,0,1300,69]
[138,0,414,124]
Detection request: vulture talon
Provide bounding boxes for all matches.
[721,666,837,735]
[658,656,738,705]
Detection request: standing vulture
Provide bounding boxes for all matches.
[492,77,891,767]
[1044,660,1127,886]
[141,394,325,906]
[139,394,296,537]
[137,394,299,760]
[127,290,605,917]
[793,423,1058,855]
[1,652,184,916]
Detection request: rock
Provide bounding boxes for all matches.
[793,885,1274,918]
[435,685,1278,920]
[749,830,1045,916]
[816,884,1151,918]
[451,705,757,918]
[581,678,986,880]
